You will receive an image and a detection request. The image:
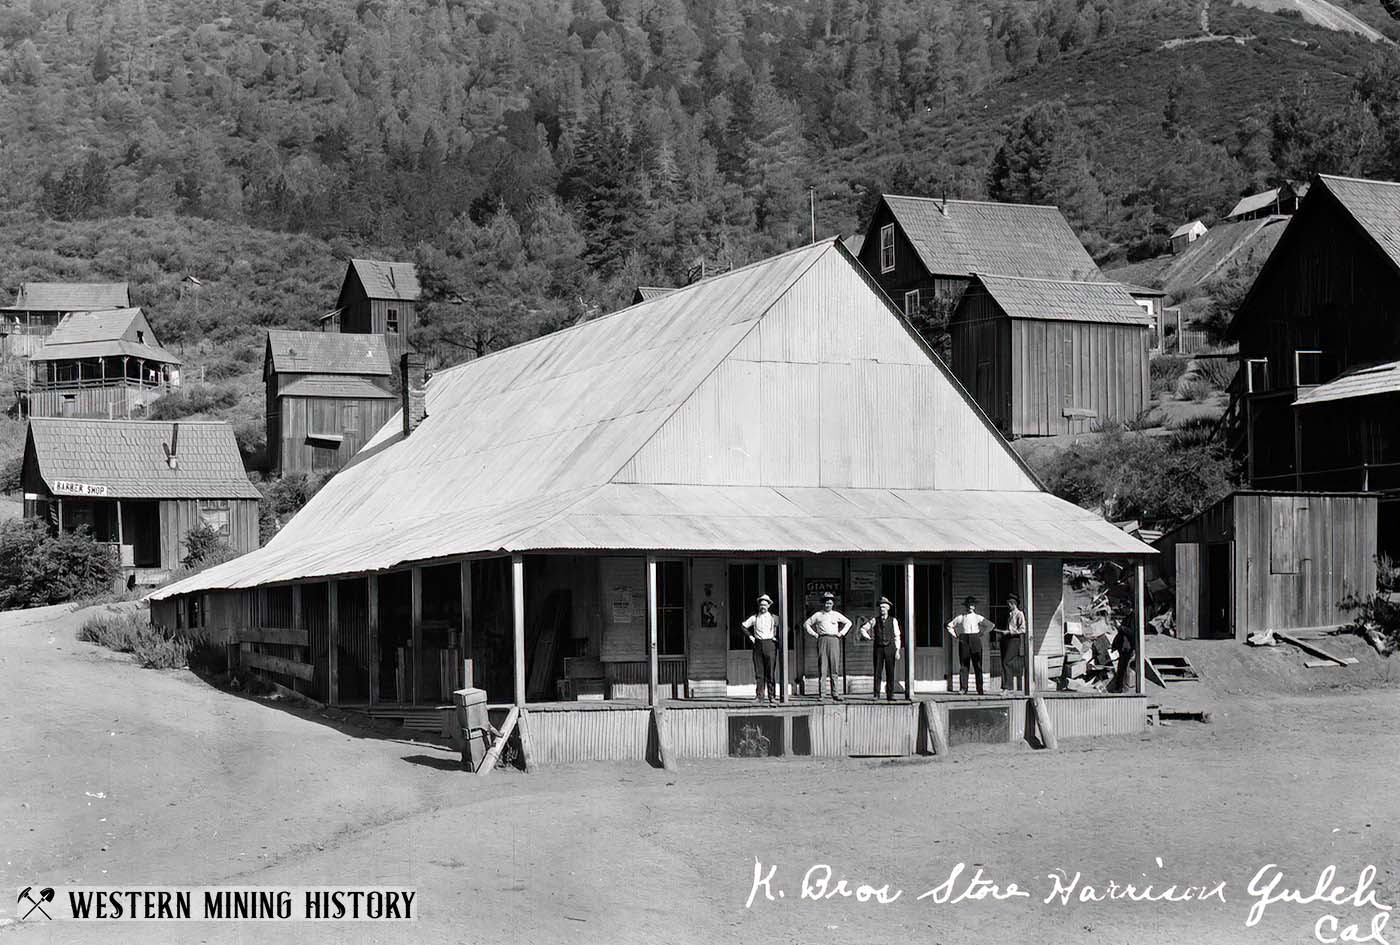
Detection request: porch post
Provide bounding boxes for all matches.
[367,576,380,707]
[646,555,659,707]
[460,560,473,691]
[115,500,123,546]
[1135,560,1147,696]
[291,583,304,693]
[777,558,790,703]
[512,554,526,707]
[410,566,422,705]
[1023,559,1035,692]
[56,497,63,532]
[122,356,130,418]
[903,557,915,699]
[327,580,339,705]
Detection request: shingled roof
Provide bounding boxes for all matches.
[1316,174,1400,271]
[265,330,392,376]
[30,309,181,364]
[152,240,1151,599]
[26,419,259,500]
[880,195,1103,281]
[12,282,130,312]
[348,259,420,301]
[969,274,1151,325]
[1294,359,1400,407]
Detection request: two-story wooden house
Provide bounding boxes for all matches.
[331,259,420,355]
[1226,173,1400,552]
[24,308,181,419]
[855,194,1105,321]
[264,330,397,476]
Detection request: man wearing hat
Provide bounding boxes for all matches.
[997,592,1027,693]
[859,596,903,701]
[741,594,779,704]
[946,596,993,695]
[803,592,852,701]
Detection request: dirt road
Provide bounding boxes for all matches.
[2,603,1397,944]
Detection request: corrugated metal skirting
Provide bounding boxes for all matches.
[1043,696,1147,738]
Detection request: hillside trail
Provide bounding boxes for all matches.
[2,602,1397,944]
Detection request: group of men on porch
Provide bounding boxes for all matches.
[741,590,1029,704]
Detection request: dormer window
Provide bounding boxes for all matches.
[136,330,145,343]
[386,309,399,334]
[879,224,895,273]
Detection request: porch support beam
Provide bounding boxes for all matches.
[291,583,304,695]
[646,555,659,707]
[512,554,526,708]
[327,579,339,706]
[1023,559,1035,692]
[410,566,423,705]
[903,557,915,699]
[367,576,380,707]
[1135,560,1147,696]
[777,558,790,703]
[460,560,473,691]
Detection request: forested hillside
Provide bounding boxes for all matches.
[5,0,1400,452]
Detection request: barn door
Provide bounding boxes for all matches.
[727,562,780,696]
[1174,543,1201,639]
[1205,542,1233,639]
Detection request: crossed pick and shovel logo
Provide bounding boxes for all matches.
[18,887,54,920]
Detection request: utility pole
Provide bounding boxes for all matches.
[810,187,816,244]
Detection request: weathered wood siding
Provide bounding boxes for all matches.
[28,383,166,420]
[272,392,396,476]
[157,498,259,571]
[948,293,1012,432]
[617,251,1036,492]
[1008,319,1149,437]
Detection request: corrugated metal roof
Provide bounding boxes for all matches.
[266,330,392,375]
[972,274,1150,325]
[1106,216,1286,297]
[1171,220,1206,239]
[13,282,129,311]
[882,195,1103,281]
[1294,360,1400,406]
[28,419,259,500]
[1316,174,1400,273]
[150,240,1153,600]
[279,375,396,399]
[350,259,420,301]
[30,309,181,364]
[1228,188,1282,219]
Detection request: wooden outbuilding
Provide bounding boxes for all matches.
[1152,492,1377,640]
[1,282,129,358]
[23,419,260,584]
[949,274,1150,437]
[1225,173,1400,552]
[856,194,1104,319]
[24,308,181,419]
[151,240,1154,764]
[333,259,420,355]
[1170,220,1208,254]
[264,330,397,476]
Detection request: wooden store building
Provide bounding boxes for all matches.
[151,241,1154,763]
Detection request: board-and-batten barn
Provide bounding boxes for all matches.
[950,275,1150,437]
[151,240,1154,764]
[1151,492,1377,640]
[23,419,259,584]
[264,330,397,476]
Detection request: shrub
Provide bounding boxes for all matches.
[1178,377,1213,402]
[0,453,21,494]
[78,606,194,669]
[147,383,240,420]
[181,522,234,570]
[1150,356,1188,397]
[0,519,119,609]
[1193,356,1237,391]
[256,471,332,542]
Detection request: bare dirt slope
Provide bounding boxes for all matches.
[2,603,1398,945]
[1231,0,1389,40]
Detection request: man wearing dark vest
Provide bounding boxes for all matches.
[859,596,902,701]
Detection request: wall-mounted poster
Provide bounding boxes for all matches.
[848,567,878,611]
[609,585,634,624]
[804,577,843,612]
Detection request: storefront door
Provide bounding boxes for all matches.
[726,561,780,696]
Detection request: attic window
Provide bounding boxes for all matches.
[880,224,895,273]
[904,289,920,318]
[386,309,399,334]
[137,330,145,343]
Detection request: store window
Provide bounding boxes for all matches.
[657,560,686,656]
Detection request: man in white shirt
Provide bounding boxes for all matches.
[804,592,852,701]
[741,594,779,704]
[946,595,992,695]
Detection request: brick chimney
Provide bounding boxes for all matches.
[400,352,427,437]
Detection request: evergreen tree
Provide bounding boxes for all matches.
[987,101,1105,230]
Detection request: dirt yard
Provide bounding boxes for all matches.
[2,603,1397,945]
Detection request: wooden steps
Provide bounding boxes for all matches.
[1146,655,1200,683]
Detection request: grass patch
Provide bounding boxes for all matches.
[1150,356,1189,397]
[79,606,193,669]
[1193,356,1238,391]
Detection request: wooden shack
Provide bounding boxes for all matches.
[949,274,1150,437]
[334,259,420,354]
[1152,492,1377,640]
[264,330,397,476]
[855,194,1104,318]
[24,308,181,419]
[23,419,260,584]
[1,281,129,358]
[151,240,1154,763]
